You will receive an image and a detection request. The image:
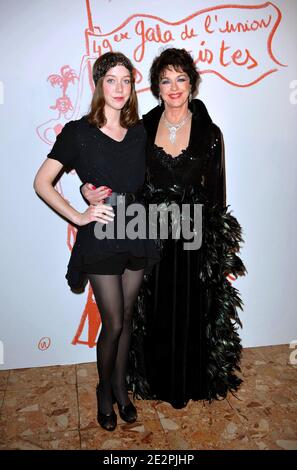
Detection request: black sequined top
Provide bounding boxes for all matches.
[143,100,226,209]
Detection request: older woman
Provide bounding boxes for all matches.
[83,48,246,409]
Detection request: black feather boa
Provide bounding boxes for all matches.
[127,183,247,402]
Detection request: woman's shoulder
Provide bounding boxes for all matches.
[67,115,98,129]
[75,115,94,129]
[210,122,222,138]
[142,105,162,125]
[59,117,90,133]
[129,120,147,138]
[190,100,222,136]
[131,119,145,129]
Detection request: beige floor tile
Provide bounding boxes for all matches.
[154,400,198,419]
[0,370,9,391]
[1,344,296,451]
[242,362,294,386]
[200,396,242,414]
[76,362,98,386]
[77,383,98,430]
[7,365,76,390]
[0,384,79,439]
[159,407,247,450]
[80,419,170,450]
[153,397,214,421]
[227,376,266,409]
[131,398,160,422]
[0,391,5,412]
[259,343,290,358]
[235,402,297,450]
[228,371,297,409]
[0,429,80,450]
[241,347,267,363]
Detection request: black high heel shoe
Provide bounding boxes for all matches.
[112,390,137,424]
[96,385,117,431]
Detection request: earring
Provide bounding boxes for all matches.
[189,92,192,102]
[158,95,162,106]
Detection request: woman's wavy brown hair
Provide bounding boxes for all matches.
[87,52,139,128]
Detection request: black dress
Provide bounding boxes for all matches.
[128,100,246,408]
[47,117,160,290]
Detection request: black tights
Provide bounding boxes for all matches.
[88,268,144,414]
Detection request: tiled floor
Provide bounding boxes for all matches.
[0,344,296,450]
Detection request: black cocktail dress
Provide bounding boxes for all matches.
[47,117,160,289]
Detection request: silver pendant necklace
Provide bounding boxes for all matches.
[163,111,191,144]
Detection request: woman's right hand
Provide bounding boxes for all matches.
[78,203,115,226]
[81,183,111,205]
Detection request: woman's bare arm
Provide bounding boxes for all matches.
[33,159,114,225]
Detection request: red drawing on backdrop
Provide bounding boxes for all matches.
[36,0,286,349]
[71,285,102,348]
[37,66,78,145]
[85,0,286,89]
[36,55,103,348]
[66,220,102,348]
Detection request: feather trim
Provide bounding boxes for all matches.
[127,192,247,403]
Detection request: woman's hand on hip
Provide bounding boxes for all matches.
[78,203,115,226]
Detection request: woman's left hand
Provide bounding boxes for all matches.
[81,183,112,205]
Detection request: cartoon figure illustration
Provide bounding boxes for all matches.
[37,65,78,145]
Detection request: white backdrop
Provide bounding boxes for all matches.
[0,0,296,370]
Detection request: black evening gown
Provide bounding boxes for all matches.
[128,100,246,408]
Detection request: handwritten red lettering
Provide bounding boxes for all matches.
[134,20,174,62]
[220,40,231,67]
[181,24,198,40]
[84,4,285,89]
[195,41,214,64]
[205,15,215,34]
[114,31,130,42]
[219,40,258,69]
[232,48,258,69]
[219,15,272,33]
[92,38,112,55]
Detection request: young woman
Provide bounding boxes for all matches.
[33,52,159,431]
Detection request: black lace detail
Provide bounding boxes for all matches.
[153,144,189,168]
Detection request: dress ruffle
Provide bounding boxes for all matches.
[66,216,161,292]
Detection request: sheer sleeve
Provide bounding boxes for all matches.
[47,121,78,170]
[204,125,226,209]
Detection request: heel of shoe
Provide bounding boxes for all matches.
[111,385,137,423]
[117,401,137,424]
